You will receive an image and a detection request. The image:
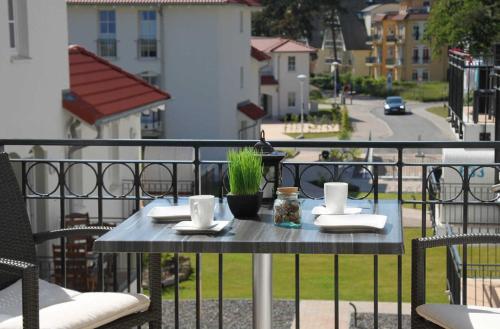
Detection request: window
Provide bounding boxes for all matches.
[240,67,244,89]
[288,92,296,107]
[398,25,405,38]
[411,70,418,81]
[98,10,117,57]
[138,11,158,58]
[423,47,430,63]
[422,70,429,81]
[140,72,160,87]
[288,56,296,72]
[412,48,419,63]
[239,11,244,33]
[412,24,420,41]
[7,0,28,57]
[7,0,15,49]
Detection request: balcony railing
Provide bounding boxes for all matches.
[365,56,379,64]
[448,50,498,140]
[386,35,397,43]
[137,38,158,58]
[1,139,500,329]
[96,38,117,58]
[385,58,395,66]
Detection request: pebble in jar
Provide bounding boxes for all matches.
[273,187,302,228]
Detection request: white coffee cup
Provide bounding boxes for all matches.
[324,182,348,214]
[189,195,215,229]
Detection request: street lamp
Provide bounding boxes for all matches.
[330,60,340,103]
[297,74,307,139]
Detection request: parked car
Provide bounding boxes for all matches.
[384,96,406,114]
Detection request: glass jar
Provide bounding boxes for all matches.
[273,187,302,228]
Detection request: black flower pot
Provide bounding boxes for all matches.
[227,192,263,219]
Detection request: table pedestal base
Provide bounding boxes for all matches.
[253,253,272,329]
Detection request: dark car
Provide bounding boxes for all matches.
[384,96,406,114]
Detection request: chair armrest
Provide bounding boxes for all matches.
[33,226,112,245]
[0,258,39,329]
[414,233,500,251]
[491,183,500,193]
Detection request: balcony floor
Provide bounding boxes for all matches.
[158,299,412,329]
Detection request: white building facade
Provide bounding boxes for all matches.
[251,37,316,119]
[67,0,263,141]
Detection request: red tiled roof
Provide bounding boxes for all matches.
[64,45,170,125]
[392,13,407,21]
[251,37,316,54]
[261,75,278,85]
[251,46,271,61]
[407,13,429,20]
[67,0,260,6]
[237,101,266,120]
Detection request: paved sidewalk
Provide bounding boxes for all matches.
[290,300,411,329]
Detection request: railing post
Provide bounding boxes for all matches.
[397,149,403,202]
[59,161,66,288]
[97,162,105,291]
[462,166,469,305]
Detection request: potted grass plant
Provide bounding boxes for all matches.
[226,148,263,219]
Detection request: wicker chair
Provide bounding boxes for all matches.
[411,234,500,329]
[0,153,162,329]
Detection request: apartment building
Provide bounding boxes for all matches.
[251,37,316,119]
[365,0,447,81]
[67,0,264,141]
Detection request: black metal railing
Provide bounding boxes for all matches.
[96,38,117,58]
[137,38,158,59]
[1,139,500,329]
[448,50,498,140]
[386,58,395,66]
[386,35,397,43]
[365,56,378,64]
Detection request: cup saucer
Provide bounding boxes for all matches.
[312,206,363,216]
[172,221,231,234]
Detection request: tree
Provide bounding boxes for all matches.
[252,0,318,40]
[424,0,500,56]
[252,0,344,45]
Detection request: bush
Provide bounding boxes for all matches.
[309,89,323,100]
[311,73,333,90]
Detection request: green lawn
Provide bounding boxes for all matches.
[399,82,448,102]
[160,228,448,304]
[426,106,449,119]
[285,132,339,139]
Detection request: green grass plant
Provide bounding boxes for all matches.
[227,148,263,195]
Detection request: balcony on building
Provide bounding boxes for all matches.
[385,58,395,68]
[365,56,379,66]
[386,34,397,44]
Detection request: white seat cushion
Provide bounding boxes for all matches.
[417,304,500,329]
[0,279,150,329]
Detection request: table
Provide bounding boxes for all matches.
[94,198,403,329]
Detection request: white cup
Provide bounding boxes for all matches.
[324,182,348,214]
[189,195,215,229]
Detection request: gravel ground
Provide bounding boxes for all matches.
[349,313,411,329]
[161,300,295,329]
